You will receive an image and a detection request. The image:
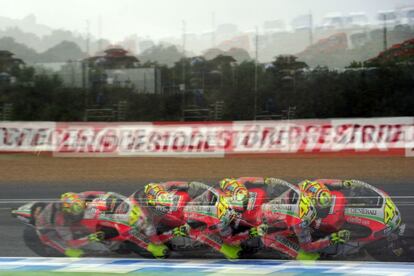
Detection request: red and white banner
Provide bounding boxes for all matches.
[1,117,413,157]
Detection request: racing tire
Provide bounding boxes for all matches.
[124,241,152,258]
[365,237,411,262]
[240,237,263,257]
[166,237,209,257]
[366,226,414,262]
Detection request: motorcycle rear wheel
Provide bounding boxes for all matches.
[365,236,413,262]
[367,225,414,262]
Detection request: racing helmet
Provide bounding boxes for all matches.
[219,178,249,213]
[217,193,240,224]
[144,183,173,209]
[61,192,86,215]
[300,180,332,209]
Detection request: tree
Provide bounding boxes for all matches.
[226,47,251,62]
[0,37,39,63]
[39,41,86,62]
[138,45,183,67]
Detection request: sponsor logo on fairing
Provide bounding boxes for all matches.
[276,204,294,211]
[185,205,216,217]
[263,203,294,215]
[345,216,370,226]
[347,208,378,216]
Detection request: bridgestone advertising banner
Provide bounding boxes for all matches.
[0,117,413,157]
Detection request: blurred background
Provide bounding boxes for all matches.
[0,0,413,122]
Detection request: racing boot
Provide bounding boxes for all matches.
[296,249,320,261]
[64,248,84,258]
[219,243,242,260]
[147,243,170,259]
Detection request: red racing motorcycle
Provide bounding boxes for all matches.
[11,192,169,258]
[312,180,413,261]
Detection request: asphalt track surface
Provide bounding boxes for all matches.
[1,179,414,260]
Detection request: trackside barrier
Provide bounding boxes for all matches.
[0,117,413,157]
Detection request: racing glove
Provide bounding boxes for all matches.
[249,224,268,237]
[88,231,105,242]
[172,224,190,237]
[330,230,350,245]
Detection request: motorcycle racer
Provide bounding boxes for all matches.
[206,178,258,251]
[181,189,245,259]
[298,179,354,233]
[256,178,351,260]
[134,181,204,227]
[83,191,170,258]
[297,179,406,260]
[176,177,298,259]
[145,180,248,259]
[34,192,108,257]
[215,177,269,250]
[129,181,212,255]
[179,178,268,258]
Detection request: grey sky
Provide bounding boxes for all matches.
[3,0,413,41]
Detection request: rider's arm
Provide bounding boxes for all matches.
[222,221,256,244]
[36,205,93,254]
[38,231,70,254]
[38,224,92,254]
[35,204,70,254]
[55,212,102,249]
[293,222,331,252]
[299,236,331,252]
[62,234,93,248]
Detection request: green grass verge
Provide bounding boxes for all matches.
[0,273,116,276]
